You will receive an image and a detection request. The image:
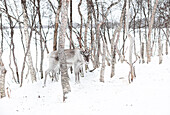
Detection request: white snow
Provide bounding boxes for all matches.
[0,55,170,115]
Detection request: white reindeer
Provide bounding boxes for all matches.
[44,48,90,86]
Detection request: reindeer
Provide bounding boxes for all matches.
[44,48,90,86]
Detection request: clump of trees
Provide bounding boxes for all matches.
[0,0,169,101]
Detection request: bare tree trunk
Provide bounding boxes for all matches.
[78,0,83,48]
[35,31,38,72]
[166,28,169,55]
[14,0,25,52]
[147,0,159,63]
[37,0,44,79]
[0,14,3,51]
[139,1,142,63]
[125,0,135,83]
[3,0,20,83]
[158,28,162,64]
[110,0,124,78]
[0,49,6,98]
[69,0,73,49]
[58,0,71,102]
[21,0,36,83]
[141,42,145,63]
[100,40,106,82]
[83,0,92,71]
[53,0,62,51]
[96,0,121,69]
[84,0,91,49]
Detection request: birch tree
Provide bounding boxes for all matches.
[0,14,3,51]
[110,1,125,78]
[0,49,6,98]
[53,0,62,51]
[58,0,71,102]
[21,0,36,83]
[100,40,106,82]
[3,0,20,83]
[158,24,162,64]
[147,0,159,63]
[78,0,83,48]
[124,0,137,83]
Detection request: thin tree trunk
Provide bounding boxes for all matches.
[37,0,44,79]
[84,0,91,49]
[83,0,92,71]
[139,1,142,63]
[96,0,121,69]
[4,0,20,83]
[8,44,16,83]
[21,0,36,83]
[141,42,145,63]
[58,0,71,102]
[69,0,73,49]
[110,1,125,78]
[0,14,3,51]
[100,40,106,82]
[53,0,62,51]
[35,31,38,72]
[147,0,159,63]
[143,5,148,61]
[158,27,162,64]
[0,49,6,98]
[14,0,25,54]
[78,0,83,48]
[166,28,169,55]
[125,0,135,83]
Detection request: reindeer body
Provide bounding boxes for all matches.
[44,48,90,86]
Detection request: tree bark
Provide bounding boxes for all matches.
[147,0,159,63]
[110,1,125,78]
[166,28,169,55]
[37,0,44,79]
[158,28,162,64]
[0,14,3,51]
[69,0,73,49]
[141,42,145,63]
[58,0,71,102]
[4,0,20,84]
[78,0,83,48]
[125,0,135,83]
[84,0,91,49]
[21,0,36,83]
[53,0,62,51]
[100,40,106,82]
[0,49,6,98]
[96,0,121,69]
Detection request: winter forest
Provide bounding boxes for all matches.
[0,0,170,114]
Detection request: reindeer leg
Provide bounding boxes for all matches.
[78,71,80,83]
[74,65,78,83]
[54,66,60,82]
[44,66,55,87]
[80,65,84,77]
[44,69,50,87]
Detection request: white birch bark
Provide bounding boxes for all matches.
[147,0,159,63]
[166,28,169,55]
[100,41,106,82]
[110,5,124,78]
[21,0,36,82]
[158,31,162,64]
[125,0,135,83]
[0,49,6,98]
[58,0,71,102]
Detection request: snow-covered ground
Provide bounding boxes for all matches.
[0,55,170,115]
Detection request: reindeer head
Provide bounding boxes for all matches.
[81,48,91,63]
